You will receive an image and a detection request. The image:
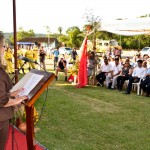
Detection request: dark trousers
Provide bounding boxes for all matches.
[0,120,9,150]
[96,72,106,84]
[117,76,129,90]
[126,76,140,93]
[140,76,150,95]
[54,57,58,69]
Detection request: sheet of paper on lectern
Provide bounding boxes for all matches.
[19,74,44,96]
[10,73,44,96]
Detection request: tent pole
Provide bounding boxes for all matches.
[13,0,18,83]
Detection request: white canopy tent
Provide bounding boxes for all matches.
[100,17,150,36]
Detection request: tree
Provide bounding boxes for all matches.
[66,26,84,48]
[58,34,70,46]
[9,27,35,44]
[58,27,63,35]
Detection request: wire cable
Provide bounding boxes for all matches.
[34,86,49,127]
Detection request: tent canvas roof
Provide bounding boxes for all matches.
[100,17,150,36]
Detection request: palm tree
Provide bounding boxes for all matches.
[58,27,63,35]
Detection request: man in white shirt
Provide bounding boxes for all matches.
[140,59,150,96]
[123,59,147,94]
[106,57,122,89]
[96,58,112,86]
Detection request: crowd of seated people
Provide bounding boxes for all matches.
[95,53,150,97]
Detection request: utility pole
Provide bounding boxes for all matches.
[44,26,50,47]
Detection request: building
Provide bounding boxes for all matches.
[18,37,59,48]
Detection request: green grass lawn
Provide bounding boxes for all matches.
[33,75,150,150]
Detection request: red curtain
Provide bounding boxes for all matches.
[77,37,88,88]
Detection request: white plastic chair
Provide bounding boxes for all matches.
[132,79,142,95]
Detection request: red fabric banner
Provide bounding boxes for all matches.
[77,37,88,88]
[6,125,46,150]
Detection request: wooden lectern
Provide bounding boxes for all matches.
[12,69,55,150]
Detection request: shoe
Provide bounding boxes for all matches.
[11,72,14,74]
[107,86,111,89]
[111,88,114,90]
[97,83,100,86]
[145,93,149,97]
[123,91,130,94]
[99,83,104,87]
[65,77,67,81]
[55,76,58,81]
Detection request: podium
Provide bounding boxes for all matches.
[11,69,55,150]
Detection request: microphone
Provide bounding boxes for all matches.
[18,55,37,64]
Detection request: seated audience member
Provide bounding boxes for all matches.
[96,58,112,86]
[95,55,101,70]
[87,51,95,77]
[143,54,149,61]
[106,57,122,89]
[109,56,115,66]
[142,60,147,69]
[123,60,147,94]
[100,55,107,65]
[133,53,141,67]
[135,49,141,56]
[117,61,132,91]
[140,59,150,97]
[125,57,134,67]
[55,57,67,81]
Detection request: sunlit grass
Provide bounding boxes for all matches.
[33,74,150,150]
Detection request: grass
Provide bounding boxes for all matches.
[32,75,150,150]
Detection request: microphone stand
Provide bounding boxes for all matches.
[11,118,15,150]
[11,60,27,82]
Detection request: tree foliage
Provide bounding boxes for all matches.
[9,27,35,44]
[58,27,63,35]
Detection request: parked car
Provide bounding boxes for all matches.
[141,47,150,56]
[59,47,72,55]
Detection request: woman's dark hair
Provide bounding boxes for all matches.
[0,31,4,43]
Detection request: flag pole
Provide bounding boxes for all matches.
[13,0,18,83]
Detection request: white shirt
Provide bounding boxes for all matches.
[112,63,122,75]
[109,61,115,66]
[101,63,112,73]
[132,66,147,78]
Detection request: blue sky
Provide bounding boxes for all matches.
[0,0,150,33]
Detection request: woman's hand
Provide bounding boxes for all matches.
[15,95,28,105]
[10,88,24,98]
[4,95,28,107]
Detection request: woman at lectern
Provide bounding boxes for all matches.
[0,32,28,150]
